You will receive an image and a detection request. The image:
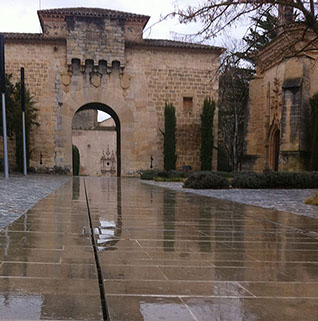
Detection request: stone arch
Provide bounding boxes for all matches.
[269,127,280,171]
[57,86,135,176]
[75,103,121,177]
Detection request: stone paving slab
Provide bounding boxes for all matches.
[0,178,103,320]
[142,180,318,219]
[1,177,318,320]
[0,174,69,229]
[85,178,318,321]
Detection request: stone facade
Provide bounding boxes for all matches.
[1,7,223,176]
[72,112,116,176]
[243,24,318,172]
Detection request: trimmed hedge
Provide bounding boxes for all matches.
[156,170,191,179]
[72,145,80,176]
[142,170,318,189]
[140,170,160,180]
[232,171,318,189]
[140,170,190,180]
[183,172,230,189]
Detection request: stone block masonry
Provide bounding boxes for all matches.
[1,8,223,175]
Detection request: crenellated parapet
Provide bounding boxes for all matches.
[38,8,150,70]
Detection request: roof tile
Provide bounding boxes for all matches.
[127,39,224,52]
[38,7,150,20]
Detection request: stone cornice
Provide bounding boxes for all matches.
[38,7,150,32]
[254,23,318,73]
[126,39,225,54]
[0,32,65,43]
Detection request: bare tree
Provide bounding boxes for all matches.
[171,1,318,41]
[218,63,252,171]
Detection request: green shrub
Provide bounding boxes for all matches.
[212,171,235,179]
[0,74,39,172]
[157,170,191,179]
[72,145,80,176]
[232,171,318,189]
[183,172,230,189]
[154,177,185,182]
[200,98,216,170]
[141,169,191,180]
[140,170,160,180]
[162,103,177,170]
[231,172,263,188]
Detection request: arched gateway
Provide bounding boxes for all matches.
[2,7,223,175]
[72,103,121,177]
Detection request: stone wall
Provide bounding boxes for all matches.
[2,8,222,175]
[3,38,66,173]
[125,46,220,171]
[72,129,116,176]
[66,16,126,67]
[72,110,98,129]
[244,52,317,172]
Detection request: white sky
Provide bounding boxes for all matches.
[0,0,248,44]
[0,0,247,121]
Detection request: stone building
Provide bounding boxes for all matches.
[243,21,318,172]
[72,112,117,176]
[1,7,223,176]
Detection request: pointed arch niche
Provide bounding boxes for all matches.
[269,127,280,171]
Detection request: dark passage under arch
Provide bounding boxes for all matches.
[76,103,121,177]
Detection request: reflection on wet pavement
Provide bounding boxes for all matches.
[1,177,318,320]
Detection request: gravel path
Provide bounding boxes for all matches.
[142,180,318,219]
[0,174,69,229]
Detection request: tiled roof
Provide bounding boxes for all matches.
[0,33,65,42]
[38,7,150,21]
[127,39,224,53]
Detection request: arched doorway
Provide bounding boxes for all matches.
[72,103,121,177]
[269,129,280,171]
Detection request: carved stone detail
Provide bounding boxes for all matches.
[90,72,102,88]
[120,73,131,90]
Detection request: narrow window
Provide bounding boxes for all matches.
[183,97,193,113]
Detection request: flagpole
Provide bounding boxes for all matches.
[0,35,9,179]
[21,67,27,176]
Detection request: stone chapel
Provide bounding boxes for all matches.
[243,12,318,172]
[0,7,223,176]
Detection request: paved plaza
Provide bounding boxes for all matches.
[0,175,69,230]
[1,177,318,320]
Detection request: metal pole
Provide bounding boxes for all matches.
[1,94,8,178]
[0,35,9,179]
[21,67,27,176]
[22,111,27,176]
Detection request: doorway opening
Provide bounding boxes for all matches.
[71,103,121,177]
[269,129,280,171]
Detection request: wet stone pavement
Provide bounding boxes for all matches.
[1,177,318,320]
[0,174,69,230]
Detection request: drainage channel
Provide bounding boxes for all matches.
[84,179,110,321]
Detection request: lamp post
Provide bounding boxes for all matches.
[21,67,27,176]
[0,35,9,179]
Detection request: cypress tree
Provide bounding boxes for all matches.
[310,93,318,170]
[200,98,216,171]
[72,145,80,176]
[163,103,177,170]
[0,74,39,172]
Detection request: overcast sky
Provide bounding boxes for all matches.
[0,0,247,46]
